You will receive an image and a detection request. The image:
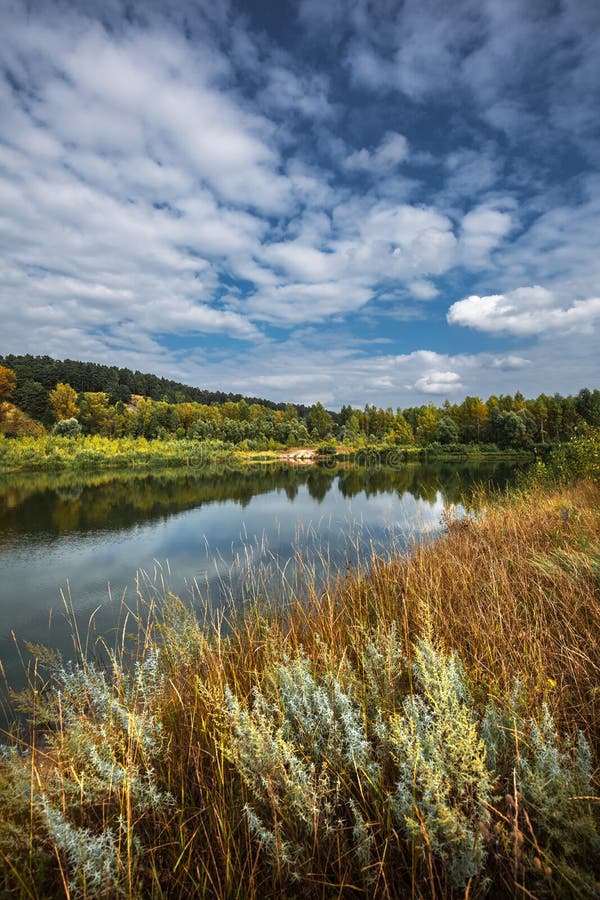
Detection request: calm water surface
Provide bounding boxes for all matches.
[0,461,524,690]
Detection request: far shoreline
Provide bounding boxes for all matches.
[0,433,535,475]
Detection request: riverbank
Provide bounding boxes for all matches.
[1,469,599,897]
[0,432,534,474]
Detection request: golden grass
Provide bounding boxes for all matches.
[0,403,46,437]
[1,479,599,898]
[318,480,600,737]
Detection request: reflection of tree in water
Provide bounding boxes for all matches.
[338,462,525,507]
[55,485,83,501]
[306,468,336,502]
[284,482,298,501]
[0,461,526,541]
[52,497,82,533]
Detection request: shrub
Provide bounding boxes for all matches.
[53,417,82,437]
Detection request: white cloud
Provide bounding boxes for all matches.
[258,65,333,120]
[415,371,463,394]
[175,333,598,409]
[346,41,396,91]
[408,279,439,300]
[1,0,598,408]
[457,205,513,267]
[491,176,600,302]
[345,131,409,172]
[335,0,600,160]
[440,147,501,203]
[448,286,600,336]
[244,282,373,325]
[490,355,531,370]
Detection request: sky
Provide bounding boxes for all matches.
[0,0,599,409]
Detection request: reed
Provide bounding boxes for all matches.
[1,473,599,897]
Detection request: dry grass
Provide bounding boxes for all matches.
[318,480,600,739]
[0,403,46,437]
[1,478,599,898]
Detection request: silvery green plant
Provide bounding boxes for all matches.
[223,684,324,877]
[348,797,375,883]
[273,652,380,781]
[38,649,172,892]
[359,621,407,716]
[516,707,599,895]
[39,797,121,898]
[46,651,170,809]
[222,652,381,880]
[381,640,493,889]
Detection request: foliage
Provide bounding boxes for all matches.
[490,408,527,448]
[434,414,459,444]
[0,434,236,473]
[0,364,16,404]
[4,354,598,454]
[383,642,493,888]
[523,428,600,487]
[53,417,82,437]
[317,438,337,455]
[12,379,52,424]
[0,352,305,413]
[305,401,333,439]
[50,382,80,421]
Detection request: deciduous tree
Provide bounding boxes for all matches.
[50,382,80,421]
[0,364,16,403]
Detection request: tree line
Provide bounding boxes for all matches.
[0,354,309,417]
[0,355,598,450]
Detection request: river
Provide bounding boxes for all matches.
[0,460,525,696]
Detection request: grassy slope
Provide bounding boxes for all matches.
[0,403,45,437]
[1,479,599,897]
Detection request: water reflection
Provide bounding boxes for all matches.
[0,461,525,692]
[0,460,521,540]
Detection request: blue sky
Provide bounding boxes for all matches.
[0,0,599,408]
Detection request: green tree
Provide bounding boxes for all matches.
[389,411,414,445]
[79,392,111,434]
[457,396,488,442]
[305,402,333,439]
[53,417,82,437]
[490,409,526,449]
[532,395,549,443]
[0,364,17,425]
[576,388,600,427]
[13,379,52,423]
[416,405,439,444]
[435,415,459,444]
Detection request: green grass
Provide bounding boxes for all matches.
[0,434,240,473]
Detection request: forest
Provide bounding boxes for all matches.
[1,353,599,450]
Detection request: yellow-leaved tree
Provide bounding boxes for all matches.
[49,382,80,421]
[0,364,17,425]
[0,364,17,403]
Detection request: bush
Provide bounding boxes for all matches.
[53,418,82,437]
[318,439,337,456]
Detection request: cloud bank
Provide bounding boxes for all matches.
[0,0,598,406]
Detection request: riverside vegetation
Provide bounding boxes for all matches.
[1,358,600,475]
[0,431,598,897]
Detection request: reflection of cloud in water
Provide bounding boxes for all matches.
[1,484,456,633]
[0,463,522,692]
